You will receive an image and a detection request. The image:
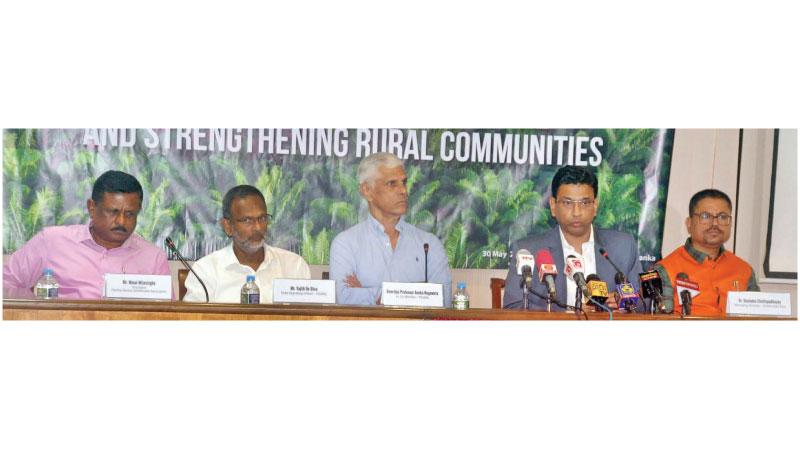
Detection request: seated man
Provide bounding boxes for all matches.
[184,185,310,303]
[3,170,171,299]
[503,165,644,311]
[329,152,452,306]
[654,189,759,317]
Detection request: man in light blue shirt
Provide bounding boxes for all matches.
[329,152,452,306]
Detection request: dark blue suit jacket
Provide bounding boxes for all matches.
[503,226,646,311]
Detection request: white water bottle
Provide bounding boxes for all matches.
[240,275,260,304]
[35,268,59,299]
[453,282,469,310]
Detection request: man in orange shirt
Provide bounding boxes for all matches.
[654,189,759,317]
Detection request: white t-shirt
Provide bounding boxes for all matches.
[558,226,597,309]
[184,244,311,303]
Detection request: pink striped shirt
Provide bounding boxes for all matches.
[3,223,171,300]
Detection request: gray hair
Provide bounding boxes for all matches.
[357,152,404,186]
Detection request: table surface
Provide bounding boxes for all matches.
[4,297,793,320]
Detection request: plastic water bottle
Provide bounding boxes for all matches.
[34,268,59,299]
[453,282,469,310]
[240,275,260,304]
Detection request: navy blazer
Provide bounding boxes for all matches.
[503,226,646,311]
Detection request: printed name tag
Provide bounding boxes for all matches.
[381,282,444,307]
[727,291,792,317]
[104,274,172,300]
[272,279,336,304]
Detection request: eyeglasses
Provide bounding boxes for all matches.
[556,199,595,209]
[692,212,732,225]
[235,214,272,226]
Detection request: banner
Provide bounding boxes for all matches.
[3,129,673,269]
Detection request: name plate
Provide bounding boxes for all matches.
[104,274,172,300]
[273,279,336,304]
[727,291,792,317]
[381,282,444,308]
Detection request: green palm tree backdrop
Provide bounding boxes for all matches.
[2,128,672,269]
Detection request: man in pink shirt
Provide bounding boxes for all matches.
[3,170,171,299]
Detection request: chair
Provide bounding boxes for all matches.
[490,277,505,309]
[178,269,189,301]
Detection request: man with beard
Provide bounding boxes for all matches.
[3,170,171,299]
[654,189,759,317]
[329,152,452,306]
[183,185,310,303]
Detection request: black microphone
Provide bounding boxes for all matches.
[423,243,429,283]
[599,247,626,283]
[165,237,209,303]
[639,270,670,314]
[676,272,695,317]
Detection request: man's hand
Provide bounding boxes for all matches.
[344,273,362,288]
[605,292,619,310]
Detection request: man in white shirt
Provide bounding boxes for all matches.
[184,185,310,303]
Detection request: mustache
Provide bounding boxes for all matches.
[111,226,128,233]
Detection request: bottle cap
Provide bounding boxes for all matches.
[43,268,54,276]
[246,275,256,282]
[457,282,466,289]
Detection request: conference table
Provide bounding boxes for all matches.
[3,297,791,320]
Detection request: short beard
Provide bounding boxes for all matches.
[236,237,265,254]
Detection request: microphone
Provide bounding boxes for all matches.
[598,247,626,282]
[534,249,559,310]
[639,270,668,314]
[586,273,613,319]
[423,243,429,283]
[516,249,535,310]
[516,249,535,289]
[676,272,698,317]
[165,237,209,303]
[613,270,641,313]
[564,255,591,306]
[586,274,609,305]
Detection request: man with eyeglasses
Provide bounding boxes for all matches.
[183,184,310,302]
[503,165,644,311]
[654,189,759,317]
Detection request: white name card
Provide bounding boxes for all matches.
[381,282,444,308]
[273,279,336,304]
[727,291,792,317]
[104,274,172,300]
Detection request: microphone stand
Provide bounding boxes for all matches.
[520,267,532,311]
[423,243,429,283]
[574,289,583,318]
[166,237,209,303]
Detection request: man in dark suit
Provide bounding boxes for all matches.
[503,166,645,311]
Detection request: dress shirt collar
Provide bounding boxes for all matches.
[221,243,276,272]
[683,237,726,263]
[557,224,595,255]
[366,212,407,236]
